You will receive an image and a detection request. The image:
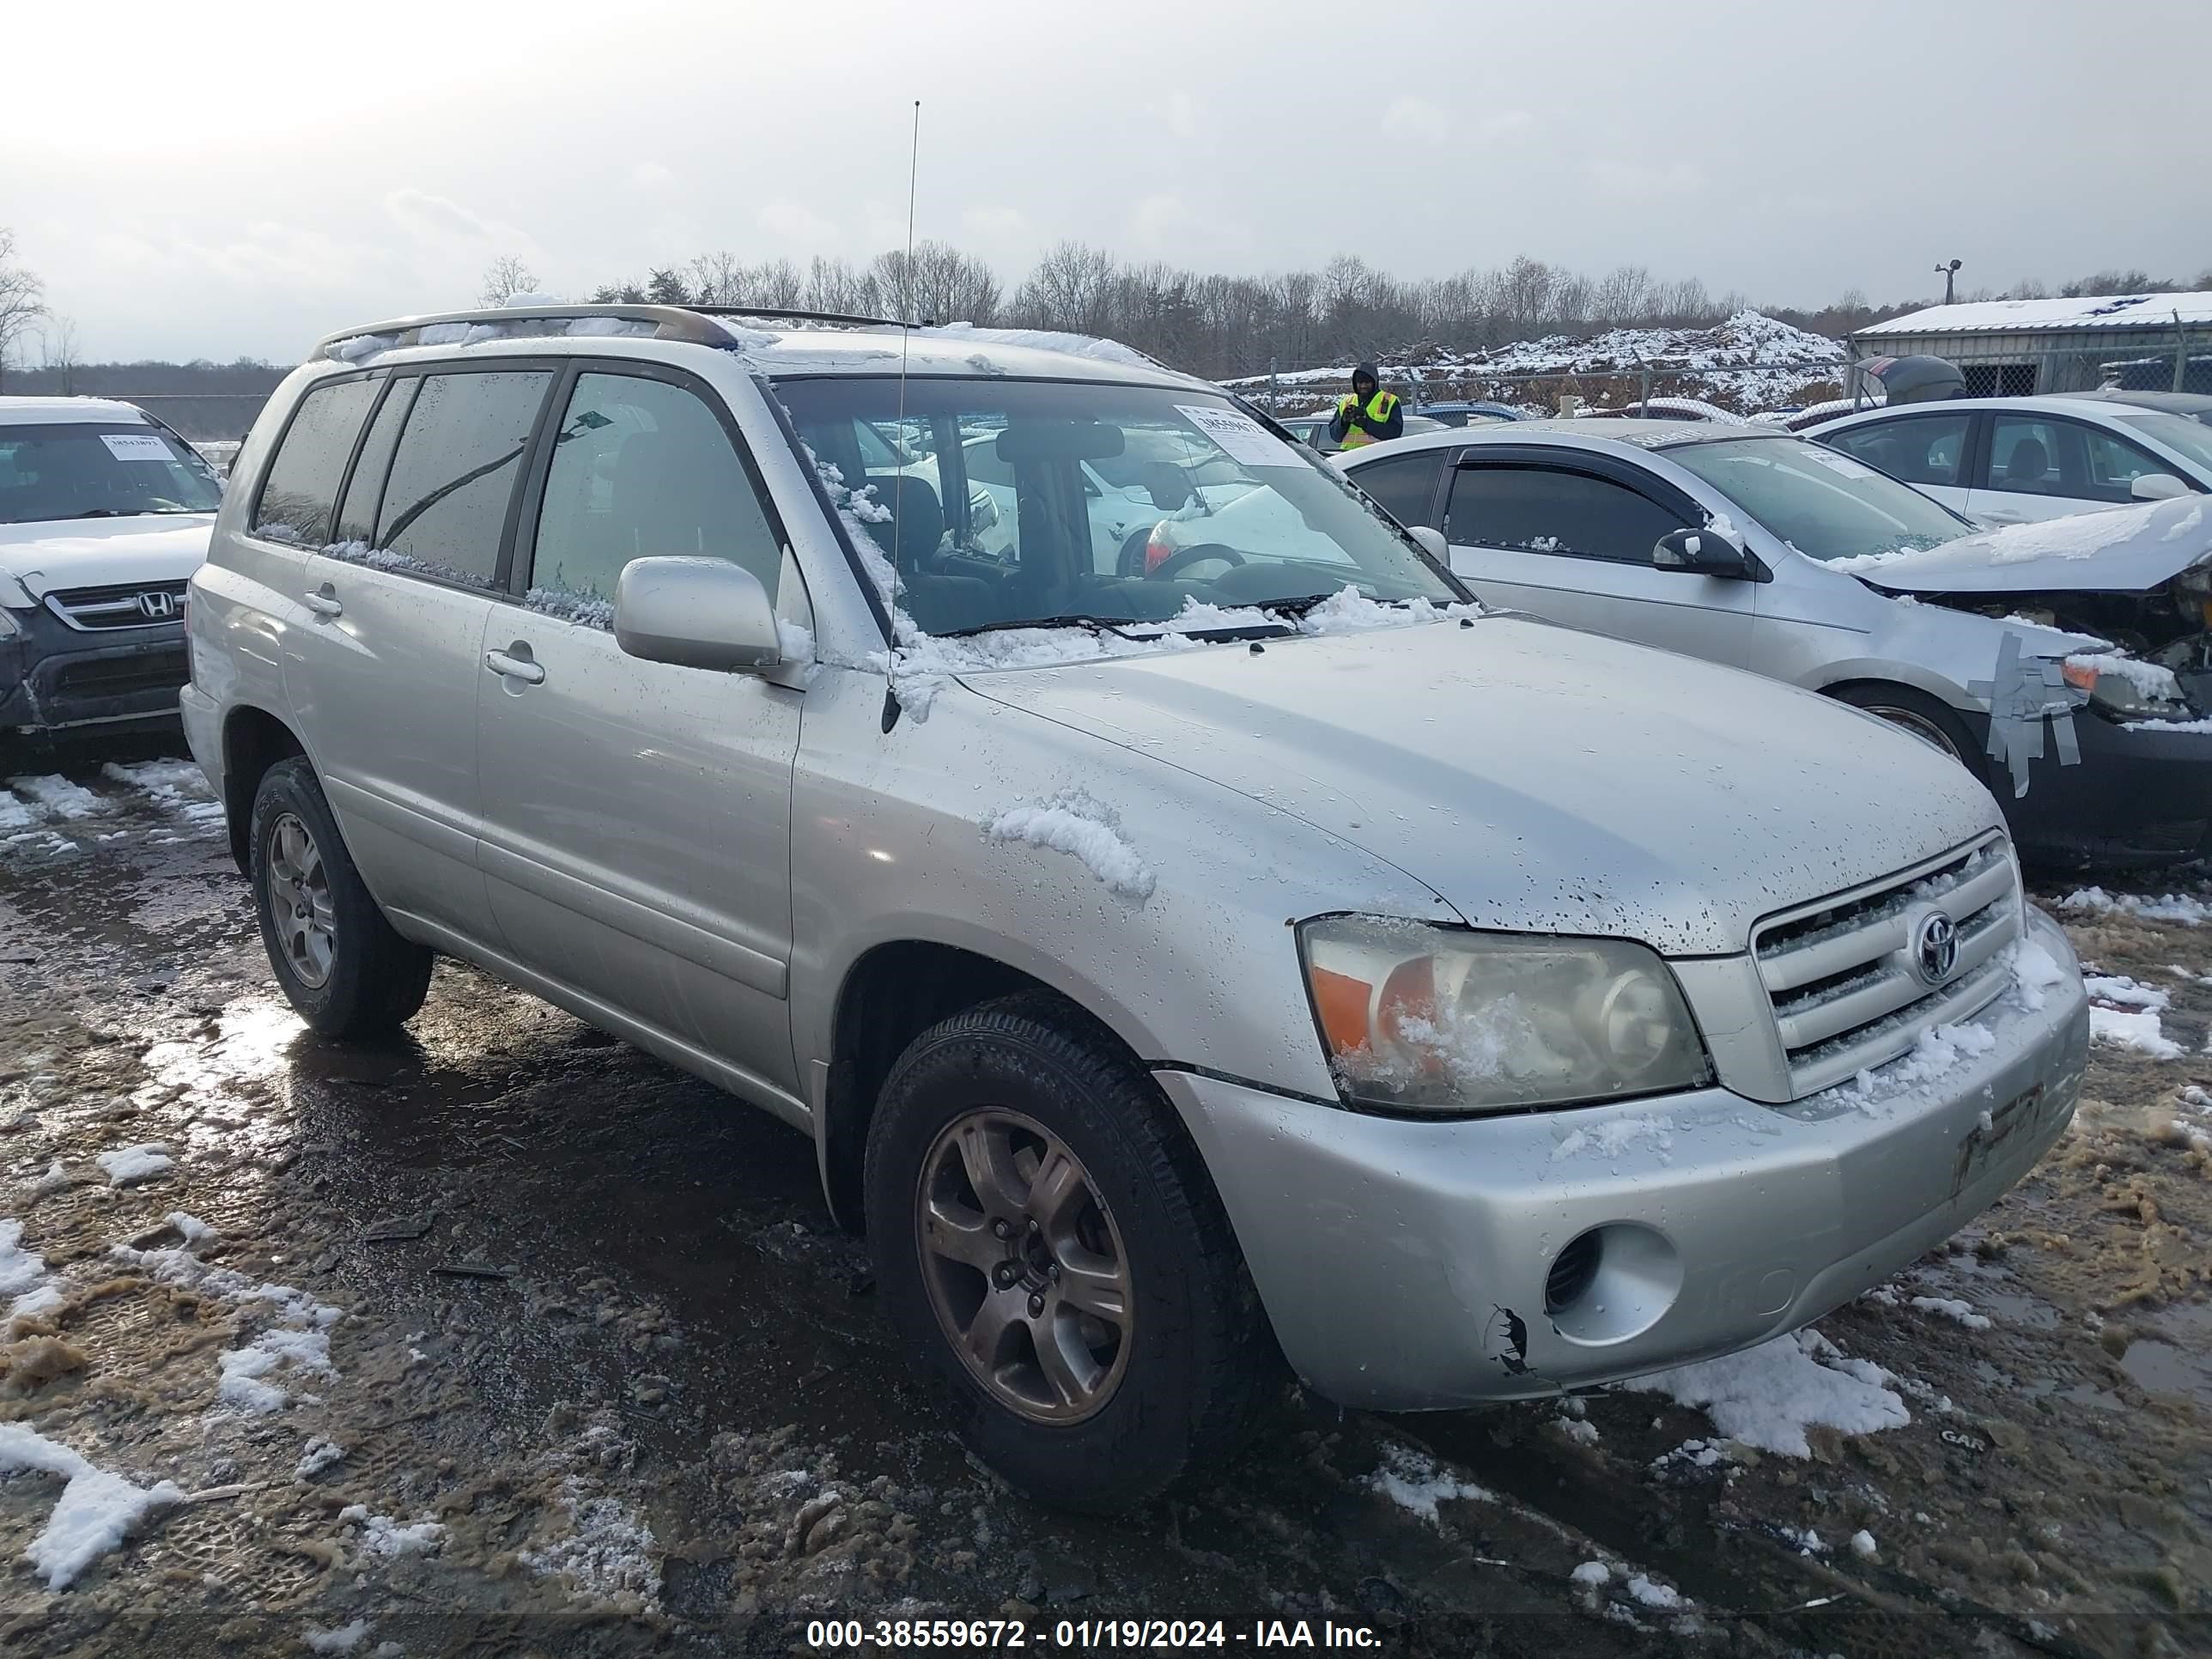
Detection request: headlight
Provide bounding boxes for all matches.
[1298,916,1711,1114]
[2061,654,2193,721]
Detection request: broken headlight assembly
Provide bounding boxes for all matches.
[1297,916,1711,1114]
[2061,655,2196,722]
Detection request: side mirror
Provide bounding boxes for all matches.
[1653,526,1753,578]
[2132,472,2190,502]
[614,556,783,672]
[1407,525,1449,563]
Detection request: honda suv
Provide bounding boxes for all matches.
[184,305,2089,1511]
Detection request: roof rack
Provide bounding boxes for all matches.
[313,302,923,360]
[687,305,920,330]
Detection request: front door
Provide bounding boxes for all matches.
[475,365,804,1100]
[280,366,555,945]
[1966,411,2179,524]
[1443,457,1754,665]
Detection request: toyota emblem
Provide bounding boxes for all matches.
[137,590,177,621]
[1913,911,1959,985]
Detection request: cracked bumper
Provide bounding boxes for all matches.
[1158,909,2088,1411]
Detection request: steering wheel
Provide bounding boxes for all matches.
[1146,542,1247,581]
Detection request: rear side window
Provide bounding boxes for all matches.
[1445,465,1686,563]
[372,371,551,588]
[1823,414,1969,489]
[526,371,781,608]
[333,378,417,545]
[1350,452,1445,527]
[252,378,378,545]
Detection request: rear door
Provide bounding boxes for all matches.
[280,364,555,946]
[1966,411,2179,523]
[1441,451,1754,665]
[1816,411,1975,516]
[474,362,805,1100]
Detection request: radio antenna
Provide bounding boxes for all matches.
[890,100,920,614]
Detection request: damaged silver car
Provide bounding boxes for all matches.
[1342,422,2212,864]
[186,310,2089,1512]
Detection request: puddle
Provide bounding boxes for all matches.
[2121,1302,2212,1407]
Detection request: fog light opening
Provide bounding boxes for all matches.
[1545,1223,1683,1346]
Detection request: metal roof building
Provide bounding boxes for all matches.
[1849,291,2212,398]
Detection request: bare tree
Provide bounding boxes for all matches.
[1012,241,1117,334]
[40,315,80,395]
[477,255,542,307]
[0,228,48,392]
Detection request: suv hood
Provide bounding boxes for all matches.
[0,514,216,599]
[1850,495,2209,596]
[963,615,1997,957]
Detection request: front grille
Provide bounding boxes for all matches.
[1754,836,2021,1098]
[54,647,188,699]
[42,580,187,631]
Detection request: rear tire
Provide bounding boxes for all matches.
[864,992,1273,1513]
[249,757,433,1038]
[1832,684,1982,775]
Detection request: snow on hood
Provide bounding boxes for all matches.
[0,515,216,599]
[960,615,1997,957]
[1840,496,2209,595]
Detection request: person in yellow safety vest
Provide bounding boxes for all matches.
[1330,363,1404,450]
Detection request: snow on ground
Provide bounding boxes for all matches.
[217,1326,335,1413]
[518,1475,663,1605]
[1616,1328,1911,1457]
[0,1219,49,1298]
[0,1425,185,1589]
[1367,1440,1496,1522]
[337,1506,447,1558]
[1850,1528,1879,1559]
[94,1144,173,1186]
[295,1438,345,1480]
[2084,971,2184,1055]
[1909,1296,1993,1330]
[303,1622,372,1654]
[2062,887,2212,925]
[981,789,1156,903]
[7,776,107,821]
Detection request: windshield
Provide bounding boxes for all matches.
[773,378,1461,635]
[0,422,222,526]
[2111,408,2212,476]
[1666,436,1971,562]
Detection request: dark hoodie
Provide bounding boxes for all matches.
[1329,362,1404,446]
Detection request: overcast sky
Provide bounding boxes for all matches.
[10,0,2209,364]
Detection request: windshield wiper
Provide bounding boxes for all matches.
[937,614,1145,640]
[71,508,125,519]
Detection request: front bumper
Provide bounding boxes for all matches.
[0,602,187,735]
[1158,908,2088,1411]
[1980,705,2212,866]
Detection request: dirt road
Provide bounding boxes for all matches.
[0,747,2204,1656]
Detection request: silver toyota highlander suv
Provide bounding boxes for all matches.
[183,304,2090,1512]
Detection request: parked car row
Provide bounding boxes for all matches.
[167,305,2088,1514]
[1335,419,2212,864]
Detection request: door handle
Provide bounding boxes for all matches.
[484,648,545,685]
[303,586,343,617]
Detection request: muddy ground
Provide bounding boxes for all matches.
[0,741,2206,1658]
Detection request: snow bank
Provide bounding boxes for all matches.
[95,1144,173,1186]
[1366,1440,1493,1522]
[0,1425,185,1589]
[1616,1328,1911,1456]
[2061,887,2212,925]
[981,789,1156,903]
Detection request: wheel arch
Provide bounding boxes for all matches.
[818,939,1152,1233]
[220,702,307,872]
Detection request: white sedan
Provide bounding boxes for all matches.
[1808,392,2211,526]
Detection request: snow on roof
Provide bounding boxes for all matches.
[0,397,149,424]
[1856,292,2212,339]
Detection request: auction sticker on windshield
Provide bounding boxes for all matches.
[100,434,173,462]
[1175,404,1303,468]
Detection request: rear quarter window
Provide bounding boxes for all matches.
[252,378,379,545]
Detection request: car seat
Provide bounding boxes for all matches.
[2002,438,2051,490]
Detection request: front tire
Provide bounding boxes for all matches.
[249,757,432,1038]
[1832,684,1982,773]
[864,993,1273,1513]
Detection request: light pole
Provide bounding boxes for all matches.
[1936,259,1962,305]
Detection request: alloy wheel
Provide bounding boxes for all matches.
[265,811,337,989]
[916,1108,1133,1423]
[1869,706,1966,763]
